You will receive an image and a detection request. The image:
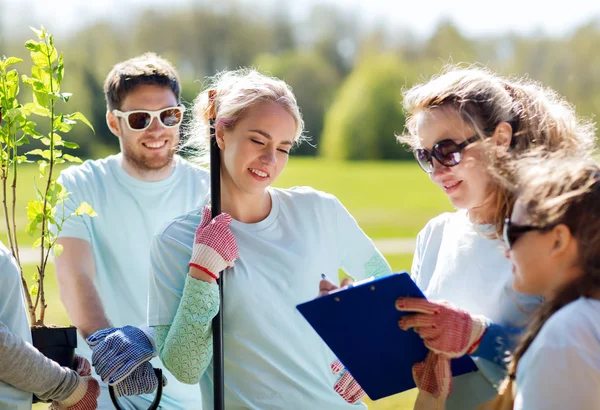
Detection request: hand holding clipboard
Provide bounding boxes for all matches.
[296,272,478,401]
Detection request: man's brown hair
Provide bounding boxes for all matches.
[104,52,181,111]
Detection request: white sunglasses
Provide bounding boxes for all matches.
[112,106,185,131]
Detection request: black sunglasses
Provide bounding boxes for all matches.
[503,218,551,249]
[414,135,480,173]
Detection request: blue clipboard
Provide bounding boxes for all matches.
[296,272,478,401]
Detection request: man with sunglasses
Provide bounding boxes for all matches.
[52,53,209,409]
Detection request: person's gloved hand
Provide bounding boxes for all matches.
[331,359,366,404]
[50,356,100,410]
[86,325,156,384]
[189,205,238,279]
[395,298,487,357]
[396,298,488,410]
[411,351,452,410]
[111,362,168,397]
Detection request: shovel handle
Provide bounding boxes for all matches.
[109,368,163,410]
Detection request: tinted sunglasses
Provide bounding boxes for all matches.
[414,135,480,173]
[112,106,185,131]
[503,218,551,249]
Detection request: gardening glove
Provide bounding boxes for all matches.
[189,205,238,279]
[50,356,100,410]
[111,362,167,397]
[86,325,156,384]
[331,359,367,404]
[395,298,488,410]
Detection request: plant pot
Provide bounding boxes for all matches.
[31,325,77,403]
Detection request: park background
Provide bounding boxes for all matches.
[3,0,600,408]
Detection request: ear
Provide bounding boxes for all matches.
[549,224,574,257]
[106,111,122,137]
[215,126,226,150]
[491,121,513,149]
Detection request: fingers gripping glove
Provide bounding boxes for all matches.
[112,362,168,397]
[189,205,239,279]
[50,376,100,410]
[86,325,156,384]
[331,359,366,404]
[396,298,488,410]
[74,355,91,376]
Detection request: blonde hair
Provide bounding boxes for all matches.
[182,68,305,164]
[481,153,600,410]
[399,64,596,236]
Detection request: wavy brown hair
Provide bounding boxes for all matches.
[399,64,596,237]
[481,153,600,409]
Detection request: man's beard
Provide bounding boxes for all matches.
[123,146,176,173]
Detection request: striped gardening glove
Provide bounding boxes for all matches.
[395,298,488,410]
[50,356,100,410]
[189,205,238,280]
[331,359,367,404]
[86,325,166,396]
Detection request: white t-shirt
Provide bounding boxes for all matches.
[149,186,393,410]
[411,210,542,410]
[55,153,210,409]
[0,242,32,410]
[515,297,600,410]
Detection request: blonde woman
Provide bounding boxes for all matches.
[147,69,392,410]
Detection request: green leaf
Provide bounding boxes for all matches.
[25,149,44,156]
[75,202,97,217]
[22,102,50,118]
[57,92,71,102]
[27,200,44,221]
[15,136,30,146]
[5,107,22,120]
[32,237,42,248]
[53,243,63,257]
[15,155,29,164]
[29,26,44,39]
[3,57,23,68]
[26,218,42,237]
[21,120,42,138]
[24,40,40,52]
[62,141,79,149]
[67,112,95,133]
[62,154,82,163]
[38,160,48,177]
[32,65,51,90]
[56,54,65,83]
[29,284,39,297]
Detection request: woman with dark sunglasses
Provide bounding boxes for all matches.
[483,154,600,410]
[393,65,596,410]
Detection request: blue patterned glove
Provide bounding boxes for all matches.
[86,326,156,384]
[112,362,167,397]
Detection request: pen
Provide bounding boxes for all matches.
[321,273,336,285]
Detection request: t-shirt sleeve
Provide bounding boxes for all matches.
[514,344,600,409]
[53,171,92,242]
[333,196,392,280]
[148,231,190,326]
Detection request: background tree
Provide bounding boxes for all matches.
[320,54,417,160]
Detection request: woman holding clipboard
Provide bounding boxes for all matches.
[146,68,392,410]
[391,66,596,410]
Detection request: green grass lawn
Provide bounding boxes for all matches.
[5,158,452,247]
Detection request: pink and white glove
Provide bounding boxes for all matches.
[50,356,100,410]
[395,298,488,410]
[189,205,238,280]
[331,359,366,404]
